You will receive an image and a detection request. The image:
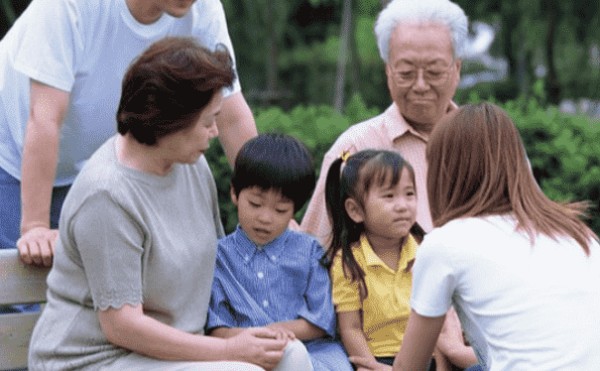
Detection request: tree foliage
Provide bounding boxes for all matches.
[2,1,598,233]
[4,0,599,107]
[207,94,600,235]
[454,0,600,104]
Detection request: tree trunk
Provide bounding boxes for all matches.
[544,0,560,104]
[333,0,352,112]
[265,2,278,95]
[500,4,519,92]
[349,7,362,97]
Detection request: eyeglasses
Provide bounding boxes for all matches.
[390,61,455,87]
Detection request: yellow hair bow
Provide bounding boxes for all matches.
[340,150,351,163]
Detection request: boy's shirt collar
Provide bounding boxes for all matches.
[232,225,289,265]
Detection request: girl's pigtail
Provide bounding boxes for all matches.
[409,222,426,244]
[325,157,345,264]
[325,153,368,300]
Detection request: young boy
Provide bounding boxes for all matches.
[206,133,352,371]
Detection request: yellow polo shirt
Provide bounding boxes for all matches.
[331,233,417,357]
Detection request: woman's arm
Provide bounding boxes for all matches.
[210,319,325,342]
[393,310,445,371]
[435,307,478,369]
[209,326,245,339]
[18,80,69,266]
[98,303,286,369]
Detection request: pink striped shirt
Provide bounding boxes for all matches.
[301,102,456,245]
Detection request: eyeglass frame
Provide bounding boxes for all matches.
[389,59,457,88]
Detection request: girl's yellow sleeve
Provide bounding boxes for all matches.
[330,253,362,313]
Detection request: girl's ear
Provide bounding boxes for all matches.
[344,198,364,224]
[230,186,238,206]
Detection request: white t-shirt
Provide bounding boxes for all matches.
[411,214,600,370]
[0,0,240,185]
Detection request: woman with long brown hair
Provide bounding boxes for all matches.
[391,103,600,370]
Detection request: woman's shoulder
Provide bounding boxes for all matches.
[72,138,121,188]
[421,215,518,254]
[429,215,516,238]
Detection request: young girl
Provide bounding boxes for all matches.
[324,149,424,369]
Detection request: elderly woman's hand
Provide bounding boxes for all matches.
[225,327,287,370]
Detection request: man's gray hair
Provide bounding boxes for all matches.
[374,0,468,63]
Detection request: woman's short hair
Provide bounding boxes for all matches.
[374,0,468,62]
[117,37,235,145]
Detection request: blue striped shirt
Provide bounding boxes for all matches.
[207,226,336,337]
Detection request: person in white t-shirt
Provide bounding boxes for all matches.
[390,103,600,371]
[0,0,256,267]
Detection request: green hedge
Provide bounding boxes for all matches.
[504,99,600,234]
[206,95,600,235]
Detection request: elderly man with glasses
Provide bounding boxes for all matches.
[302,1,481,370]
[302,0,464,241]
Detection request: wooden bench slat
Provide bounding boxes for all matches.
[0,249,50,370]
[0,312,41,370]
[0,250,50,305]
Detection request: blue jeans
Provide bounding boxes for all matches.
[0,166,70,250]
[375,356,436,370]
[305,338,353,371]
[0,165,69,313]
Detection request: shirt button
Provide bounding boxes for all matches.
[262,300,269,307]
[257,272,264,279]
[244,256,250,262]
[271,255,277,261]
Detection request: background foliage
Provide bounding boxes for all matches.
[208,93,600,235]
[218,0,600,110]
[2,0,599,107]
[1,0,598,234]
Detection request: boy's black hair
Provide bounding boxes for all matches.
[231,133,316,212]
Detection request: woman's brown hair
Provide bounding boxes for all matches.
[426,102,597,253]
[117,37,235,145]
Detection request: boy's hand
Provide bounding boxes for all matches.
[267,323,296,341]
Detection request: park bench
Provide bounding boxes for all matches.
[0,249,50,370]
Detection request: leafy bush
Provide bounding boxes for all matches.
[504,98,600,234]
[207,95,600,235]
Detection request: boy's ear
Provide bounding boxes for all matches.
[344,198,364,224]
[230,186,238,206]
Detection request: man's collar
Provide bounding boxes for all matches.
[386,101,458,141]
